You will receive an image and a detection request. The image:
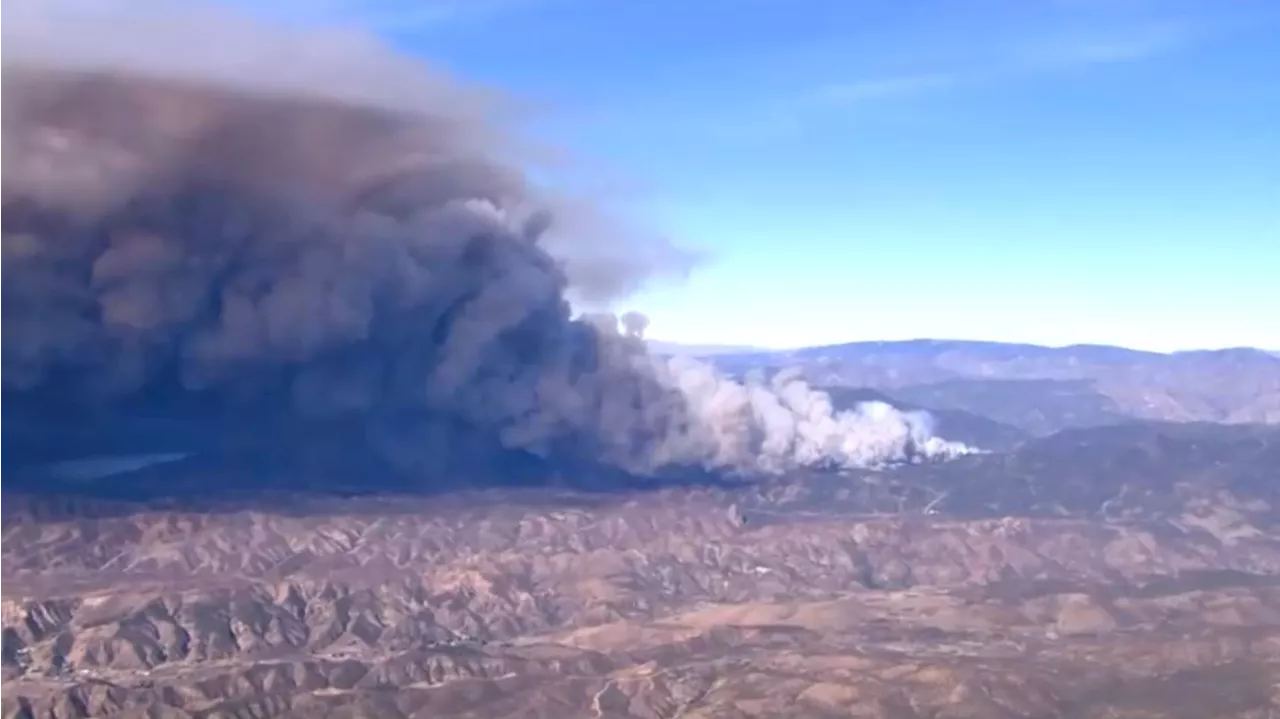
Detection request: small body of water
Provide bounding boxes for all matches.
[44,453,192,482]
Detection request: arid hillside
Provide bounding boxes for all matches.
[4,422,1280,718]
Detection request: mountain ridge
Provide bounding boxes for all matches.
[652,337,1276,359]
[688,338,1280,433]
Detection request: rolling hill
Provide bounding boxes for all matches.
[704,339,1280,434]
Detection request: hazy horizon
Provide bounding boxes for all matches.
[645,335,1280,355]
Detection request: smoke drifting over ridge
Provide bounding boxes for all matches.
[1,0,975,482]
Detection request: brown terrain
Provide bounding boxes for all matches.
[5,422,1280,719]
[710,341,1280,432]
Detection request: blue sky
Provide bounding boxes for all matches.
[259,0,1276,351]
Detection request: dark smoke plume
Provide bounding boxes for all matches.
[2,0,974,484]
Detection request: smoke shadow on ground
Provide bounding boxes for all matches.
[0,458,750,523]
[1,396,752,524]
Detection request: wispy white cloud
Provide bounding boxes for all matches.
[1021,22,1193,69]
[801,21,1194,114]
[685,19,1199,144]
[810,72,959,106]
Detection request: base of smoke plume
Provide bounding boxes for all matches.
[6,451,751,507]
[2,397,977,508]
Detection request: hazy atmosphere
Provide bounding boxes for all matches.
[3,3,1278,718]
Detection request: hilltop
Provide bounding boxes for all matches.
[694,339,1280,434]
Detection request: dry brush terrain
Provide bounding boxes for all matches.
[6,465,1280,719]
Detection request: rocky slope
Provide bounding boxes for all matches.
[5,422,1280,718]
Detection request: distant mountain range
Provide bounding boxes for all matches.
[666,339,1280,435]
[646,340,766,356]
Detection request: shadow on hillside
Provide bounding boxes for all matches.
[1,397,749,524]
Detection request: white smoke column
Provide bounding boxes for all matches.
[655,357,978,473]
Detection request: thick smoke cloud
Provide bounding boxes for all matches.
[1,0,975,482]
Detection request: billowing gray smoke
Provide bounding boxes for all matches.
[1,0,975,480]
